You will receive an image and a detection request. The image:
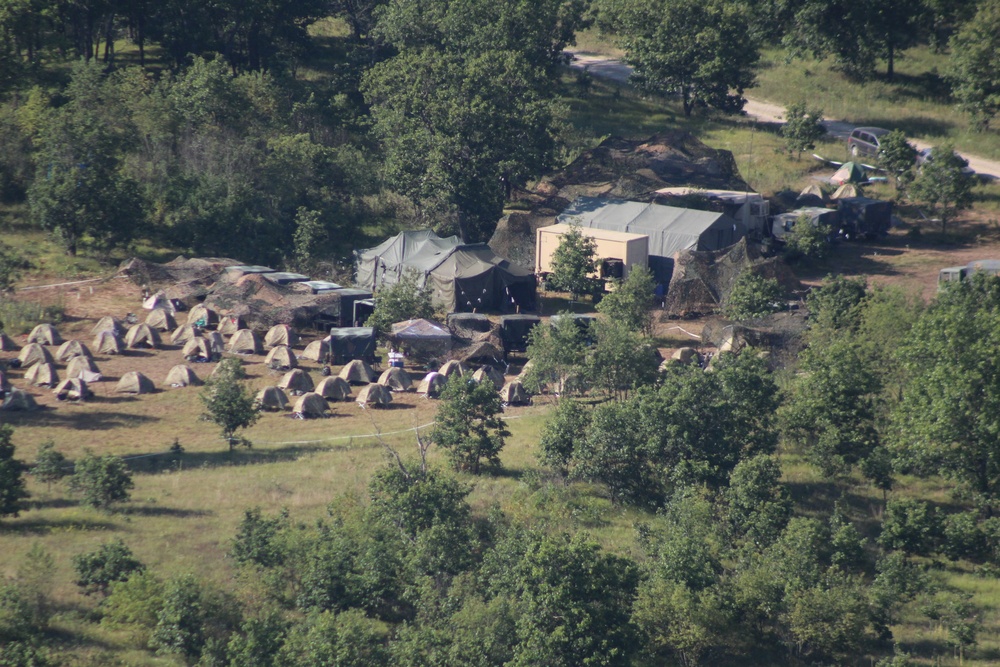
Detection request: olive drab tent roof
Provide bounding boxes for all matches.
[315,376,352,401]
[357,382,392,408]
[338,359,375,385]
[25,362,58,387]
[0,332,19,351]
[143,291,175,311]
[355,230,536,313]
[255,386,290,411]
[56,340,92,363]
[329,328,377,364]
[93,330,124,355]
[831,162,867,185]
[18,343,54,367]
[302,338,331,362]
[831,183,861,200]
[265,345,298,370]
[218,315,245,336]
[165,365,201,387]
[116,371,155,394]
[92,316,124,335]
[417,372,448,398]
[66,355,101,380]
[203,332,226,356]
[228,329,262,355]
[27,323,62,345]
[145,309,177,331]
[1,388,38,411]
[471,366,505,390]
[125,323,161,349]
[278,368,314,393]
[438,360,468,378]
[183,337,213,360]
[186,305,218,329]
[264,324,298,349]
[171,324,201,345]
[53,378,90,401]
[378,367,412,392]
[293,392,329,418]
[500,380,531,405]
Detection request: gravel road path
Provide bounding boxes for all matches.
[567,50,1000,180]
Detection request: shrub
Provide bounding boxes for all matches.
[878,498,941,556]
[723,272,784,321]
[70,451,134,510]
[784,215,830,262]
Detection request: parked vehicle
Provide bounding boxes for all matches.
[916,147,975,177]
[847,127,890,158]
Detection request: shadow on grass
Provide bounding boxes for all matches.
[120,504,211,518]
[124,442,339,474]
[1,410,159,430]
[0,516,118,534]
[30,497,79,510]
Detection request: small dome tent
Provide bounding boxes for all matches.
[228,329,262,355]
[265,345,298,371]
[125,324,161,349]
[56,340,92,363]
[315,376,352,401]
[417,372,448,398]
[66,356,101,380]
[278,368,314,394]
[293,392,329,419]
[28,323,62,346]
[183,338,213,361]
[357,383,392,408]
[2,388,38,411]
[116,371,155,394]
[204,332,225,356]
[171,325,201,345]
[92,316,124,335]
[0,332,20,351]
[165,365,201,387]
[438,360,468,378]
[338,360,375,385]
[218,315,245,336]
[302,338,331,362]
[93,330,124,355]
[187,305,218,329]
[53,378,90,401]
[146,309,177,331]
[500,380,531,406]
[25,362,58,387]
[264,324,298,349]
[143,291,175,312]
[255,386,290,411]
[471,366,504,390]
[378,367,412,392]
[18,343,54,367]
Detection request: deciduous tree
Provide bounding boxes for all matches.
[0,423,28,521]
[70,451,134,510]
[947,0,1000,131]
[365,271,434,335]
[431,378,510,474]
[910,145,975,233]
[547,224,597,299]
[596,264,655,334]
[73,539,145,596]
[201,372,260,451]
[782,102,825,160]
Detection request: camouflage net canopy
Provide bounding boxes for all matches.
[701,311,809,370]
[118,257,238,302]
[664,239,803,319]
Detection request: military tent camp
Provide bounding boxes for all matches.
[218,315,246,336]
[356,230,536,313]
[315,376,352,401]
[28,323,62,345]
[204,332,226,356]
[125,324,161,349]
[831,162,867,185]
[143,291,175,312]
[339,359,375,385]
[357,382,392,408]
[293,392,329,418]
[92,316,124,335]
[417,372,447,398]
[302,338,331,362]
[0,332,18,351]
[264,324,298,349]
[278,368,314,394]
[165,365,201,387]
[93,330,124,355]
[438,360,468,378]
[471,366,505,390]
[25,362,58,387]
[66,356,101,380]
[18,343,53,367]
[116,371,155,394]
[183,338,213,361]
[500,380,531,406]
[557,196,746,282]
[328,328,376,364]
[171,325,201,345]
[53,378,90,401]
[2,388,38,411]
[389,319,452,362]
[187,305,218,328]
[228,329,262,355]
[265,345,298,371]
[255,386,290,411]
[378,367,412,392]
[146,309,177,331]
[56,340,92,363]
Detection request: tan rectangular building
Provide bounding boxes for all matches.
[536,224,649,280]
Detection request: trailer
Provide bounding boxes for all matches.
[536,224,648,282]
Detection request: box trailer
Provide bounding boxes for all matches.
[536,224,649,280]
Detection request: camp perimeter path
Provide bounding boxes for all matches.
[566,50,1000,181]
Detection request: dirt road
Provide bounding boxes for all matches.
[567,50,1000,180]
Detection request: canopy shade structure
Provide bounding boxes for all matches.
[389,319,452,362]
[329,327,376,364]
[356,230,536,313]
